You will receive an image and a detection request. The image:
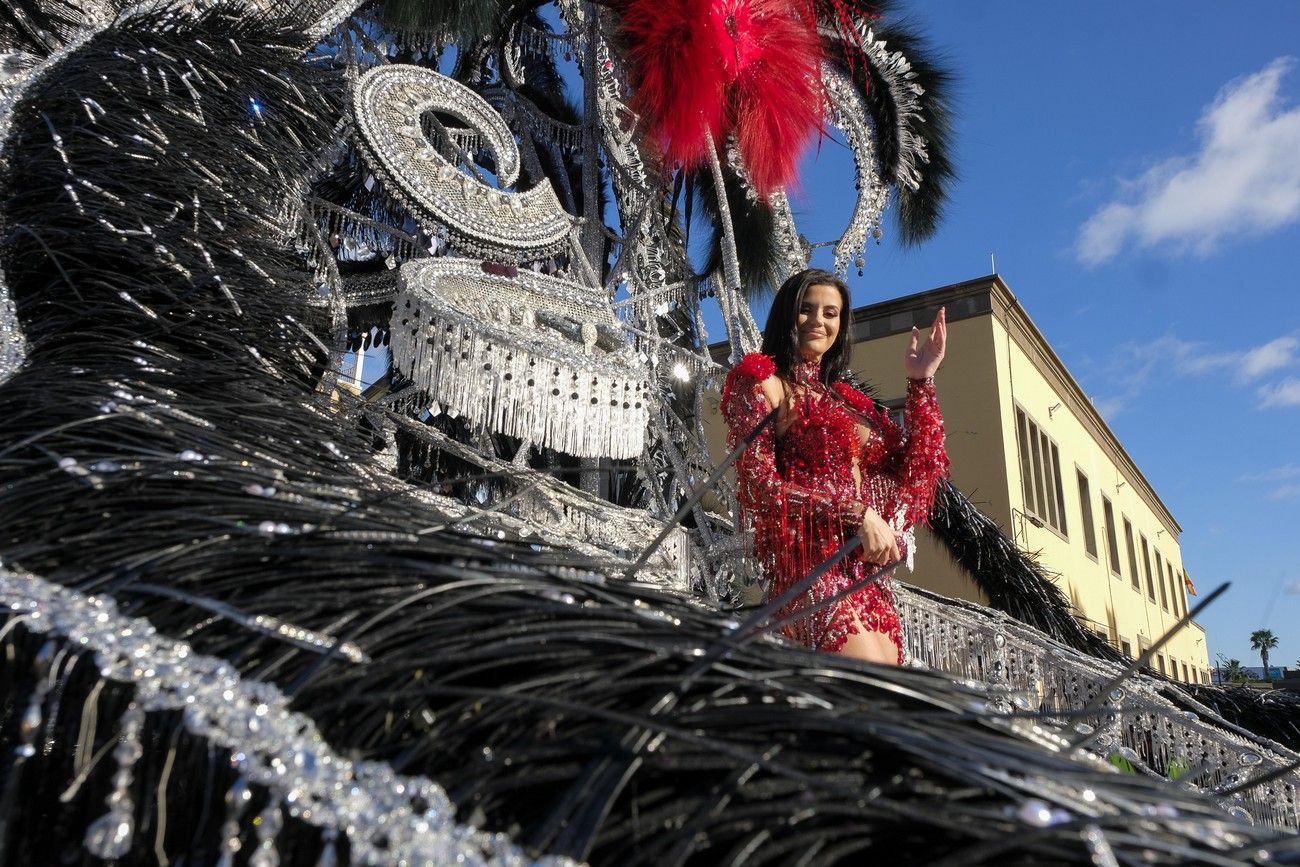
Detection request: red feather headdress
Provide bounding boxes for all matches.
[619,0,825,198]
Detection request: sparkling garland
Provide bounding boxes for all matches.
[0,563,576,867]
[822,63,891,277]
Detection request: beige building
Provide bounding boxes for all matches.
[707,274,1210,683]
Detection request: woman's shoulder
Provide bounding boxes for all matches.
[722,353,783,414]
[729,352,777,383]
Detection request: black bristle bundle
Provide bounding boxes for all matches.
[0,4,1292,865]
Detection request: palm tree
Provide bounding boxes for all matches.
[1250,629,1279,679]
[1222,659,1249,684]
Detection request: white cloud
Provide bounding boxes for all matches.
[1240,464,1300,482]
[1094,332,1298,415]
[1114,333,1294,385]
[1090,395,1126,419]
[1239,465,1300,500]
[1182,335,1299,382]
[1240,336,1300,379]
[1259,377,1300,408]
[1077,58,1300,264]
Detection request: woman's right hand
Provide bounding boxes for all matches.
[857,508,900,565]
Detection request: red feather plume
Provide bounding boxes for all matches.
[619,0,729,171]
[618,0,825,198]
[726,0,824,195]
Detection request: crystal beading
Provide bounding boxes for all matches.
[0,563,577,866]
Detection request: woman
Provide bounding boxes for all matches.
[721,268,949,665]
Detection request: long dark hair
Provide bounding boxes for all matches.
[760,268,853,387]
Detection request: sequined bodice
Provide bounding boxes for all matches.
[774,361,863,500]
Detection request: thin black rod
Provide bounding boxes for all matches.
[624,406,778,578]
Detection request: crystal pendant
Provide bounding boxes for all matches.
[85,810,135,860]
[249,801,284,867]
[316,829,338,867]
[84,701,144,859]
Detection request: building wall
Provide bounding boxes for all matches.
[985,308,1208,683]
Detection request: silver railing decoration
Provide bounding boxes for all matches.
[391,259,649,459]
[384,407,690,591]
[0,563,577,867]
[894,581,1300,831]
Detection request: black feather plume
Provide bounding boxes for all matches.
[692,165,785,299]
[822,15,957,245]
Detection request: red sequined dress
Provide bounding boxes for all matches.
[721,353,949,662]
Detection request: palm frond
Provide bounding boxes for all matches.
[377,0,504,48]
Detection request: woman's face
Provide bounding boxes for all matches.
[796,282,842,361]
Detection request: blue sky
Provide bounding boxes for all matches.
[736,3,1300,670]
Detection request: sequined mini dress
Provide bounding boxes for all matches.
[721,353,949,662]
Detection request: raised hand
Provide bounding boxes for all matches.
[904,306,946,380]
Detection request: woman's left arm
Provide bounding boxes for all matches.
[895,376,949,526]
[838,308,950,527]
[896,306,950,525]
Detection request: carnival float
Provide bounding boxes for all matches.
[0,0,1297,863]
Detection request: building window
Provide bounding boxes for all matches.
[1122,517,1139,591]
[1181,662,1189,682]
[1140,534,1156,602]
[1154,549,1168,610]
[1015,407,1067,536]
[1157,654,1166,675]
[1166,563,1180,617]
[1120,638,1133,658]
[1049,442,1068,536]
[1077,469,1098,559]
[1101,495,1121,577]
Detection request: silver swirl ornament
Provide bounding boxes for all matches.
[351,65,572,261]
